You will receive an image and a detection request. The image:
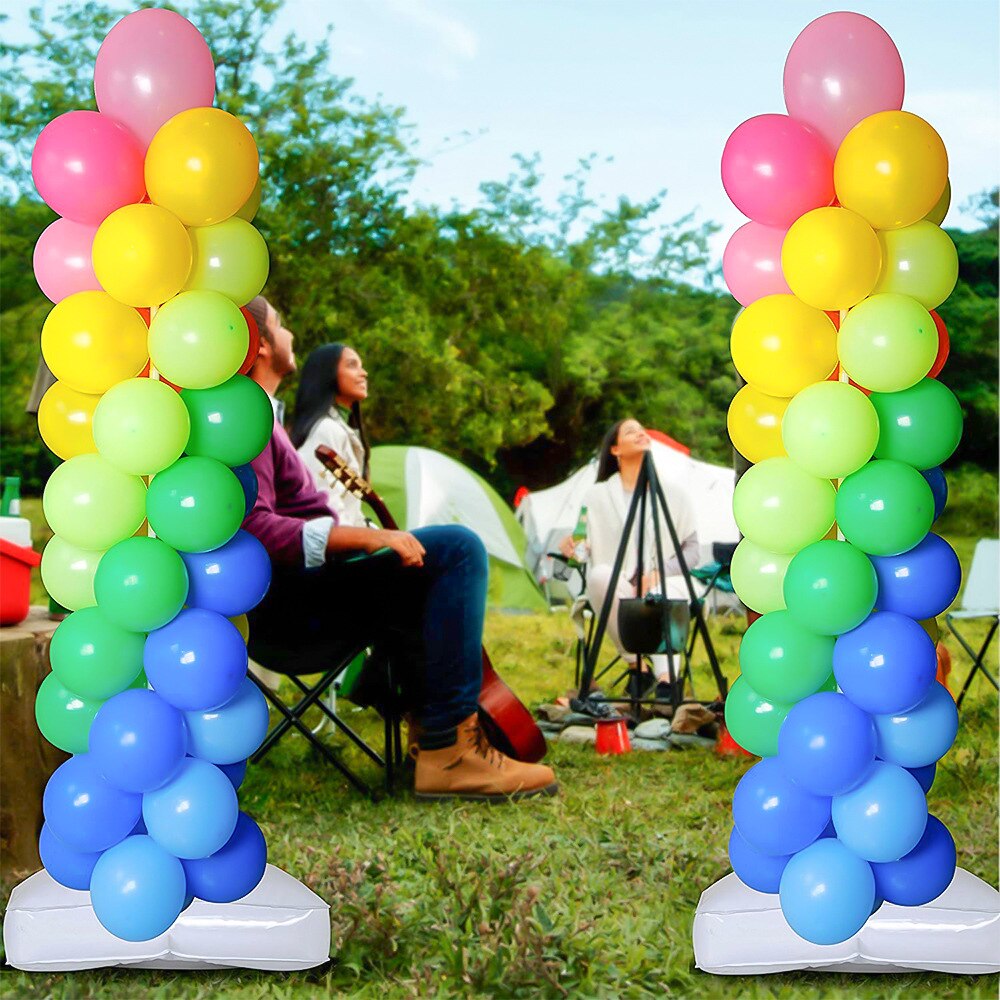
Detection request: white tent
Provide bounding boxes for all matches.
[516,438,739,596]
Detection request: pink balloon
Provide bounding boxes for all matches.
[95,8,216,151]
[784,12,904,154]
[32,111,145,225]
[721,114,834,228]
[723,222,792,306]
[33,219,101,303]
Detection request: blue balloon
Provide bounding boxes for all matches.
[728,825,790,894]
[143,758,238,860]
[182,812,267,903]
[906,762,937,794]
[832,761,928,863]
[89,689,187,793]
[871,815,956,907]
[834,612,937,715]
[232,463,259,516]
[779,838,875,946]
[869,534,961,621]
[218,758,247,791]
[919,467,948,521]
[43,754,141,853]
[733,757,831,857]
[185,677,270,765]
[90,835,186,942]
[39,823,102,890]
[778,692,876,796]
[145,608,248,712]
[179,530,271,618]
[873,682,958,768]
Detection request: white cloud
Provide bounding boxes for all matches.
[386,0,479,62]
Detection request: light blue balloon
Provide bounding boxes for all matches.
[39,823,102,891]
[90,835,186,942]
[779,838,875,946]
[832,761,927,863]
[142,758,238,860]
[873,682,959,769]
[184,676,269,765]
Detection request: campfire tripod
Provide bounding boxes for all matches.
[572,451,729,719]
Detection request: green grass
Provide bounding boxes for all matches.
[2,506,998,998]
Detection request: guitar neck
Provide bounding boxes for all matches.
[314,445,398,530]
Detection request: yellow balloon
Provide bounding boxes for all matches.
[872,221,958,311]
[230,614,250,644]
[731,294,837,398]
[834,111,948,230]
[37,381,100,460]
[235,176,262,222]
[727,385,789,464]
[781,207,881,312]
[146,108,259,227]
[41,291,149,395]
[92,203,192,308]
[924,178,951,226]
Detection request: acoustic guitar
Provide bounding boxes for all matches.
[315,444,547,763]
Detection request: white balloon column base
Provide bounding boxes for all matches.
[4,865,330,972]
[693,869,1000,976]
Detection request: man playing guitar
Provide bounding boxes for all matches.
[242,295,557,802]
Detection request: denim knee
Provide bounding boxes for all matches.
[415,524,488,575]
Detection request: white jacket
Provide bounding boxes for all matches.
[297,407,368,528]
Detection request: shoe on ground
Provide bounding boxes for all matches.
[413,713,558,802]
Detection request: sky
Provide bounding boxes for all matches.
[6,0,999,266]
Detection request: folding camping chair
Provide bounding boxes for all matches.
[247,628,405,798]
[946,539,999,709]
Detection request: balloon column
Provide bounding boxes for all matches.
[33,9,273,941]
[722,12,962,946]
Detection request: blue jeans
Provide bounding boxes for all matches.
[252,525,487,732]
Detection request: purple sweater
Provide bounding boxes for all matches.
[243,419,338,567]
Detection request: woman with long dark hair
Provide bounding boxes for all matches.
[292,343,372,528]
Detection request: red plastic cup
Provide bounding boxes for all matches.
[595,717,631,755]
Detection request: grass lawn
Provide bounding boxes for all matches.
[2,504,997,998]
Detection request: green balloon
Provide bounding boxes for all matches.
[42,453,147,551]
[35,672,104,754]
[835,460,935,557]
[146,456,245,553]
[724,675,792,758]
[94,536,189,632]
[870,378,964,471]
[730,538,793,614]
[740,610,836,704]
[149,290,249,390]
[92,377,191,477]
[838,293,937,393]
[49,606,145,700]
[182,375,274,467]
[781,381,879,480]
[783,540,878,636]
[733,457,836,554]
[40,536,105,612]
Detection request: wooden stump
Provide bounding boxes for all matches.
[0,606,67,882]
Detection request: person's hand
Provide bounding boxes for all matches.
[377,529,425,567]
[558,535,576,559]
[640,569,660,594]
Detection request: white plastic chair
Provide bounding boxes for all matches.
[946,539,999,708]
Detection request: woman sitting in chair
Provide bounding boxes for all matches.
[562,418,699,702]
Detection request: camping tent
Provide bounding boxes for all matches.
[369,445,547,612]
[516,436,740,595]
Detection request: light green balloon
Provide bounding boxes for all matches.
[724,675,792,758]
[185,218,270,306]
[730,538,793,614]
[92,377,191,476]
[42,453,147,551]
[733,457,835,555]
[40,535,105,612]
[838,293,937,393]
[35,672,103,755]
[872,221,959,311]
[782,380,879,480]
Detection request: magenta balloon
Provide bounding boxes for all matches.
[784,13,905,154]
[94,9,216,150]
[721,114,834,228]
[33,219,101,303]
[32,111,145,225]
[723,222,792,306]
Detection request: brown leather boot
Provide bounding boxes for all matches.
[414,713,558,802]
